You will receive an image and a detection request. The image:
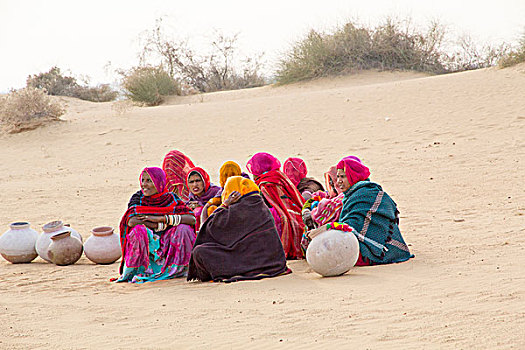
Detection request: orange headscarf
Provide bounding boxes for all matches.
[221,176,260,202]
[219,161,242,188]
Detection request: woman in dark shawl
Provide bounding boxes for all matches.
[187,176,291,283]
[116,167,196,283]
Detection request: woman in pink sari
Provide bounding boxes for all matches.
[116,167,196,283]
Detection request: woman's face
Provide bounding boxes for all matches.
[336,168,351,192]
[188,173,205,196]
[141,171,158,196]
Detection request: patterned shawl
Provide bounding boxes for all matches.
[339,180,413,264]
[162,150,195,202]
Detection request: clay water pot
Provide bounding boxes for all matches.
[306,229,360,277]
[47,231,83,266]
[0,222,39,263]
[84,226,121,264]
[36,220,83,263]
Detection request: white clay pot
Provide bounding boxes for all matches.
[36,220,83,263]
[84,226,121,264]
[0,222,39,263]
[306,229,360,277]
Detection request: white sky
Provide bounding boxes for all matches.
[1,0,524,92]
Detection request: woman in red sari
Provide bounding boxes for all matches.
[246,152,305,259]
[116,167,196,283]
[162,150,195,202]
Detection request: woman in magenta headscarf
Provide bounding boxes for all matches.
[334,157,413,265]
[247,152,305,259]
[116,167,197,283]
[283,157,324,200]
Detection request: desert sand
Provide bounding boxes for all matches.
[0,66,524,349]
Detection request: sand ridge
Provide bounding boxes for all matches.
[0,67,524,349]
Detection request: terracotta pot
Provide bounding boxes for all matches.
[48,231,83,266]
[0,222,39,263]
[36,220,83,263]
[84,226,121,264]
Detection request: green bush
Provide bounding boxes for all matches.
[121,66,181,106]
[276,18,511,84]
[0,87,65,133]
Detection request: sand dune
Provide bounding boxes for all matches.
[0,67,524,349]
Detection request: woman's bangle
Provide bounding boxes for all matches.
[164,214,181,226]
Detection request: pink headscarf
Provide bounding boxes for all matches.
[140,167,167,194]
[336,157,370,187]
[246,152,281,177]
[283,157,307,187]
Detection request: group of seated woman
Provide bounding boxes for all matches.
[115,150,413,284]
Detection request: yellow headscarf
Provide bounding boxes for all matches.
[219,161,242,188]
[221,176,260,202]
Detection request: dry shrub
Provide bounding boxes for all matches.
[111,99,134,116]
[499,30,525,68]
[0,87,65,133]
[72,84,118,102]
[27,66,118,102]
[139,19,266,93]
[120,66,181,106]
[276,18,511,84]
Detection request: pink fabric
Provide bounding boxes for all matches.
[283,157,307,187]
[122,224,196,273]
[122,225,150,269]
[336,157,370,188]
[311,192,345,226]
[324,166,340,197]
[269,207,282,238]
[141,167,167,194]
[246,152,281,177]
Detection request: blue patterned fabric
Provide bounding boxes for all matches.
[339,180,414,264]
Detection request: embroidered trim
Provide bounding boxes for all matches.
[359,190,384,240]
[387,239,410,252]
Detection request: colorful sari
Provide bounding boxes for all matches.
[116,167,196,283]
[186,167,222,229]
[162,150,195,202]
[188,176,291,282]
[247,153,306,259]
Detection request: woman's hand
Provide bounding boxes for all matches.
[187,201,201,210]
[141,215,165,223]
[224,191,241,206]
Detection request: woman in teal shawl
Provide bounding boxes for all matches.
[335,157,413,265]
